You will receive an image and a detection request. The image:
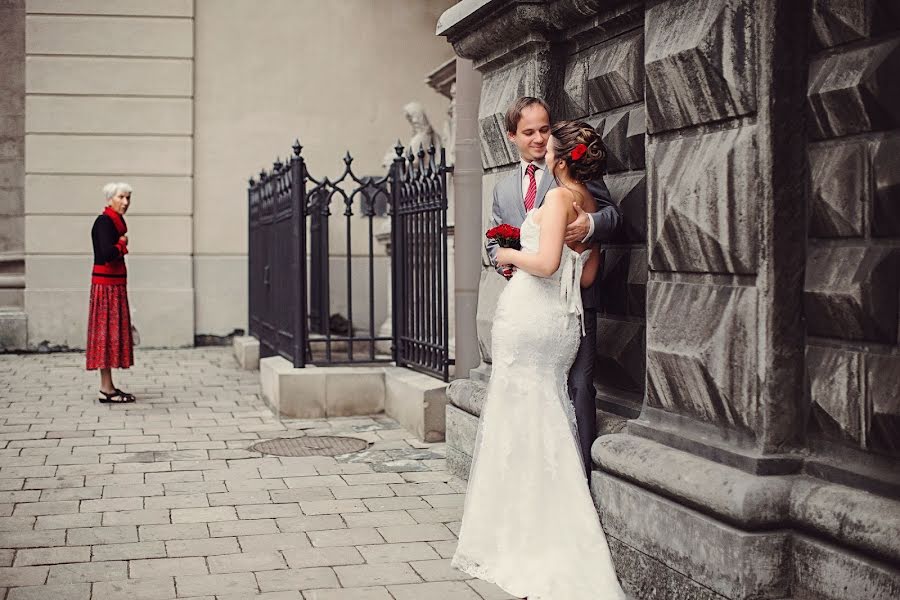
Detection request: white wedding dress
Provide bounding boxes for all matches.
[452,210,627,600]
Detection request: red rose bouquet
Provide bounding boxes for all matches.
[486,224,521,250]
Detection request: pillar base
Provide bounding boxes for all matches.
[593,434,900,600]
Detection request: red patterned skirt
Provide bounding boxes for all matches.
[86,283,134,370]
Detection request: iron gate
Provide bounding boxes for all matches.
[247,140,452,381]
[391,145,451,380]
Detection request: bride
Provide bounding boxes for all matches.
[452,121,627,600]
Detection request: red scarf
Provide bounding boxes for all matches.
[103,206,127,235]
[93,207,128,285]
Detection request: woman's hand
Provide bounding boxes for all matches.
[495,247,515,268]
[119,235,128,245]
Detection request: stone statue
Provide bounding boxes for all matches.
[404,101,442,164]
[381,100,445,170]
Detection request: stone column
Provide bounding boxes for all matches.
[451,58,482,380]
[0,0,26,350]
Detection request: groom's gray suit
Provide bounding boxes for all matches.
[486,168,622,477]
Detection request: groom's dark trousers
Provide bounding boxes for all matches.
[569,179,619,478]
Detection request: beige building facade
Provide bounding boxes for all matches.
[3,0,454,350]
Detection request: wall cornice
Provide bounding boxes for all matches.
[436,0,631,63]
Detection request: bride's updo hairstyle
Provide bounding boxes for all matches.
[549,120,607,183]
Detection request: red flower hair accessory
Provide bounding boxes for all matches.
[570,143,588,161]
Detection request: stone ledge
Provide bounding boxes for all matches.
[232,335,259,370]
[593,433,900,564]
[446,404,478,479]
[258,357,447,442]
[446,376,487,417]
[595,469,792,599]
[597,471,900,600]
[384,367,449,443]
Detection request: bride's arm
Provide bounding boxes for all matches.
[496,191,569,278]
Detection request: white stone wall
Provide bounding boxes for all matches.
[22,0,455,347]
[193,0,454,336]
[24,0,195,348]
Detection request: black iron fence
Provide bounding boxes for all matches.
[392,145,451,381]
[247,140,452,381]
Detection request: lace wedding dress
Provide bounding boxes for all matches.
[452,210,627,600]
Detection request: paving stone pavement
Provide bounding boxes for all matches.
[0,348,515,600]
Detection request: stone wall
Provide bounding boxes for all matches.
[15,0,455,349]
[23,0,196,349]
[804,0,900,468]
[439,0,900,598]
[192,0,454,337]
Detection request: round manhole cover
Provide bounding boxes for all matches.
[249,436,369,457]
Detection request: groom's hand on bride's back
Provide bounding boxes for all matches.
[564,203,592,244]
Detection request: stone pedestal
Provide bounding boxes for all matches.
[232,335,260,370]
[258,357,449,442]
[438,0,900,597]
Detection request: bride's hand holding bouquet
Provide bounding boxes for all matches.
[487,224,521,279]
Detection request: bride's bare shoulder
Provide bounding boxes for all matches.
[544,186,575,208]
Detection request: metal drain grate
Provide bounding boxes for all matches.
[249,436,369,457]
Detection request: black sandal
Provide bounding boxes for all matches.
[98,390,134,403]
[114,388,136,402]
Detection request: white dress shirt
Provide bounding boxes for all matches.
[522,159,595,241]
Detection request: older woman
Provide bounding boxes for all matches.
[86,182,135,403]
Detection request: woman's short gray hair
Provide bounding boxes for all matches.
[102,182,132,200]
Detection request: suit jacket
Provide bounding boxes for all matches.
[485,168,621,310]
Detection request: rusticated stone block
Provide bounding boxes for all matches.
[626,105,646,170]
[806,345,863,445]
[605,171,646,243]
[561,56,589,119]
[646,280,758,433]
[872,132,900,237]
[804,246,900,343]
[598,247,647,318]
[478,60,549,168]
[812,0,900,49]
[645,0,756,133]
[649,125,759,274]
[595,316,645,394]
[808,36,900,140]
[585,30,644,114]
[478,66,516,160]
[809,139,868,238]
[600,106,646,174]
[601,108,630,174]
[866,354,900,457]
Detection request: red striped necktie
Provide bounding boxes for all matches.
[524,163,537,212]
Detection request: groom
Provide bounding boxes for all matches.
[485,97,622,477]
